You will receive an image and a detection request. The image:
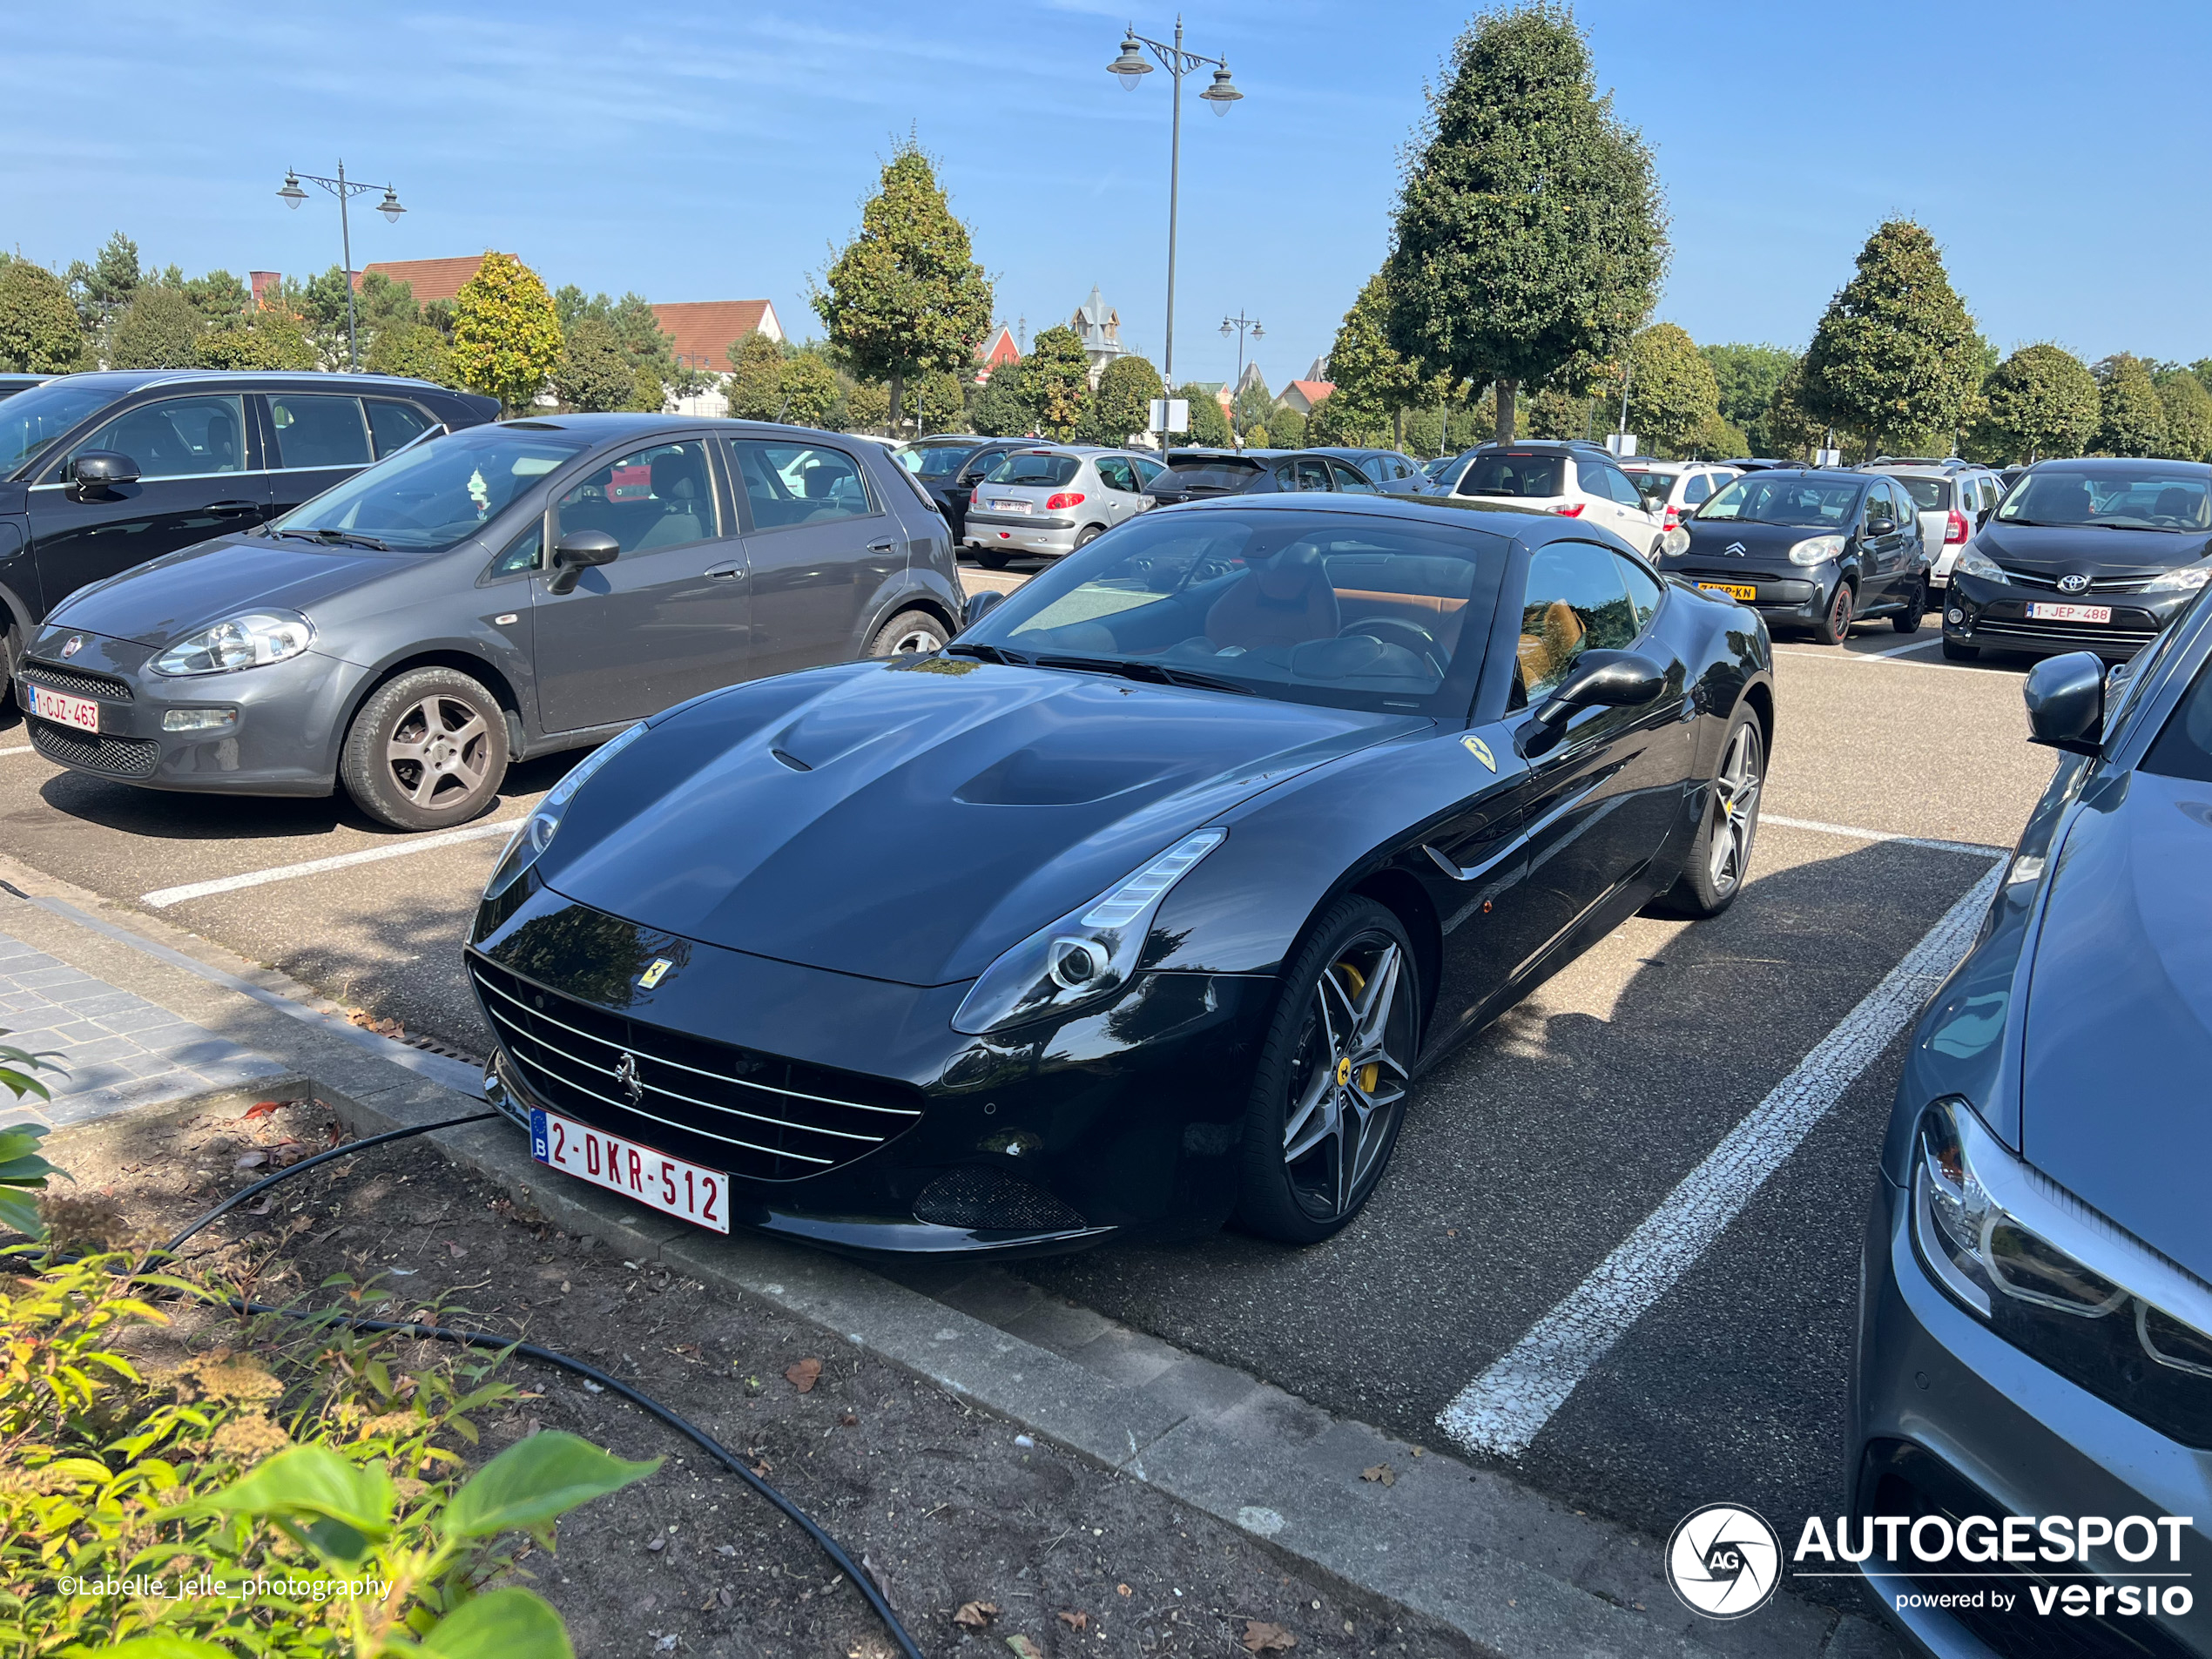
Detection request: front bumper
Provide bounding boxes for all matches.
[1942,572,2187,661]
[469,881,1275,1256]
[1667,565,1829,624]
[15,624,359,795]
[963,511,1079,557]
[1851,1173,2212,1656]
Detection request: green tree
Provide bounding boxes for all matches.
[1595,322,1721,456]
[1690,408,1749,457]
[1173,382,1233,447]
[1082,354,1163,445]
[1269,402,1309,448]
[194,305,317,371]
[2158,370,2212,462]
[813,138,994,434]
[1702,343,1797,432]
[1525,382,1592,440]
[1025,324,1091,441]
[181,269,253,329]
[725,329,787,421]
[914,368,969,433]
[65,231,140,335]
[1383,3,1666,443]
[1231,373,1275,443]
[1799,220,1983,458]
[971,362,1038,437]
[1967,343,2099,462]
[364,320,453,384]
[1755,357,1839,459]
[553,315,637,411]
[780,351,840,428]
[450,252,563,413]
[844,379,891,432]
[106,284,203,368]
[1320,272,1439,448]
[0,260,87,372]
[2094,354,2169,456]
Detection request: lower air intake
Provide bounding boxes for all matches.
[913,1167,1087,1234]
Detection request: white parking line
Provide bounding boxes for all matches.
[1763,813,2004,858]
[1772,645,1973,672]
[0,745,32,758]
[1436,856,2006,1459]
[142,817,522,908]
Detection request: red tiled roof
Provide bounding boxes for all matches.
[650,300,780,374]
[358,254,500,304]
[1286,379,1335,405]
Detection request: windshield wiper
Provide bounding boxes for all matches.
[310,528,390,550]
[1034,654,1256,695]
[269,529,326,545]
[943,642,1029,665]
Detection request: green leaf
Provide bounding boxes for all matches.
[98,1638,238,1659]
[442,1432,658,1540]
[0,1186,43,1238]
[420,1588,574,1659]
[178,1445,394,1561]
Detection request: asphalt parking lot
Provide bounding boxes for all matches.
[0,567,2060,1588]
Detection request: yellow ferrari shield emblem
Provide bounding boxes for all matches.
[1460,735,1496,772]
[638,958,673,989]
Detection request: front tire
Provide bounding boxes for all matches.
[1892,577,1926,634]
[867,608,948,657]
[1815,579,1855,646]
[1236,897,1419,1245]
[340,667,509,832]
[1647,706,1764,921]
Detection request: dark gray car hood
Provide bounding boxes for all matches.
[1678,518,1840,568]
[1979,520,2212,581]
[2020,769,2212,1278]
[48,533,418,646]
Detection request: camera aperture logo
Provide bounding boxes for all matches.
[1667,1503,1781,1619]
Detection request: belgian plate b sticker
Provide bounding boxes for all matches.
[1461,735,1496,772]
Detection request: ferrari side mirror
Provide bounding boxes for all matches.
[961,589,1007,631]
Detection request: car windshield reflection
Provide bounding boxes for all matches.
[265,423,592,551]
[1698,475,1859,527]
[1997,468,2210,532]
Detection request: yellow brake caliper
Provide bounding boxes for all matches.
[1331,961,1381,1094]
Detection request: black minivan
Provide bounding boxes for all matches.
[0,370,497,691]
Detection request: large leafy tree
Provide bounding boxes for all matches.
[1589,322,1720,455]
[195,305,316,371]
[1383,3,1665,444]
[1082,354,1163,446]
[1967,344,2098,462]
[842,380,892,433]
[1024,325,1091,442]
[0,260,86,372]
[2094,354,2168,457]
[1320,272,1439,448]
[65,231,140,337]
[970,362,1038,438]
[1172,383,1233,448]
[813,139,993,435]
[779,351,840,428]
[1800,220,1983,457]
[365,321,453,385]
[724,330,786,421]
[553,316,638,412]
[2158,370,2212,462]
[107,284,204,368]
[1757,358,1853,460]
[913,369,968,434]
[450,253,563,414]
[1269,402,1309,448]
[1702,343,1797,433]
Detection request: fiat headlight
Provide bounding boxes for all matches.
[1787,534,1846,566]
[952,829,1226,1035]
[1913,1098,2212,1447]
[152,611,314,677]
[2143,556,2212,592]
[483,721,648,901]
[1952,548,2009,584]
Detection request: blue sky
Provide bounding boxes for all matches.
[7,0,2209,389]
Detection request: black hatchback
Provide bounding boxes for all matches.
[1142,448,1380,506]
[904,435,1044,546]
[1656,466,1931,645]
[0,370,497,691]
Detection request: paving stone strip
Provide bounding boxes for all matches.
[0,856,1894,1659]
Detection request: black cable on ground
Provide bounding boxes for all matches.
[143,1109,926,1659]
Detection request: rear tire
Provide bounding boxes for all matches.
[867,608,948,657]
[1646,705,1765,921]
[971,549,1008,570]
[340,667,509,833]
[1942,638,1979,662]
[1075,524,1105,550]
[1815,579,1855,646]
[1892,577,1926,634]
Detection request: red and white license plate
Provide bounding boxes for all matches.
[26,684,100,732]
[2027,602,2111,624]
[529,1107,728,1233]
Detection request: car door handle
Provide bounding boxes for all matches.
[704,560,745,579]
[868,539,898,554]
[207,500,260,516]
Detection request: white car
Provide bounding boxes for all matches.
[1865,460,2005,590]
[1448,441,1668,556]
[1622,462,1743,536]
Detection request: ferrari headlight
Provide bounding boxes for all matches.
[152,611,314,677]
[2143,556,2212,592]
[951,829,1226,1035]
[1952,548,2009,584]
[1787,534,1846,566]
[483,721,647,901]
[1912,1098,2212,1446]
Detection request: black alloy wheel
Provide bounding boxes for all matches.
[1816,579,1855,646]
[1648,706,1765,920]
[1237,897,1418,1244]
[868,609,949,658]
[1892,577,1926,634]
[340,666,509,832]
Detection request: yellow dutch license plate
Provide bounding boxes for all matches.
[1699,581,1757,602]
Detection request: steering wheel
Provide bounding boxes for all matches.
[1342,617,1447,676]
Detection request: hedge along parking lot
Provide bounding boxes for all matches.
[0,575,2060,1627]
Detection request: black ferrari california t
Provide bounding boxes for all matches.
[467,494,1776,1253]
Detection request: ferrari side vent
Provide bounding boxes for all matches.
[913,1167,1087,1234]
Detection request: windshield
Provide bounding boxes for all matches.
[907,444,975,478]
[1997,468,2211,531]
[1892,476,1947,510]
[956,509,1505,716]
[1455,453,1564,498]
[1158,456,1263,491]
[1698,474,1860,527]
[0,379,122,476]
[266,422,590,550]
[984,453,1079,488]
[1623,469,1676,509]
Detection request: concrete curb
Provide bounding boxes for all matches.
[2,858,1893,1659]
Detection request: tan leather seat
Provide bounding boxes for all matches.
[1517,600,1585,689]
[1205,543,1341,651]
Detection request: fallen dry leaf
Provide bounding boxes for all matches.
[1116,1583,1133,1597]
[241,1100,287,1121]
[838,1412,859,1427]
[1057,1609,1089,1630]
[447,1241,468,1258]
[749,1460,772,1479]
[1242,1620,1298,1653]
[1005,1638,1042,1659]
[287,1215,314,1235]
[1361,1463,1396,1487]
[952,1600,998,1629]
[645,1535,665,1554]
[1410,1447,1425,1458]
[247,1197,276,1217]
[234,1151,267,1170]
[785,1357,822,1393]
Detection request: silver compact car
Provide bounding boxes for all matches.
[962,446,1163,567]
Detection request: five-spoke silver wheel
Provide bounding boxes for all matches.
[340,666,510,831]
[1706,720,1763,898]
[387,694,495,811]
[1281,931,1414,1224]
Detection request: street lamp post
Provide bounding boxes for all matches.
[1220,311,1263,447]
[277,161,406,370]
[1108,19,1243,393]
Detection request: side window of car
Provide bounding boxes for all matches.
[1294,458,1332,491]
[1332,460,1378,493]
[365,399,438,459]
[556,441,720,554]
[74,395,247,479]
[489,516,544,576]
[1682,471,1713,506]
[1131,455,1164,486]
[730,440,874,530]
[1515,542,1637,698]
[269,395,374,470]
[1616,551,1663,632]
[1607,467,1646,509]
[1096,456,1136,493]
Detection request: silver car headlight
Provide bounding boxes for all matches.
[2143,555,2212,592]
[1913,1098,2212,1446]
[151,611,314,677]
[952,829,1226,1035]
[1787,534,1846,566]
[483,722,648,901]
[1952,548,2009,584]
